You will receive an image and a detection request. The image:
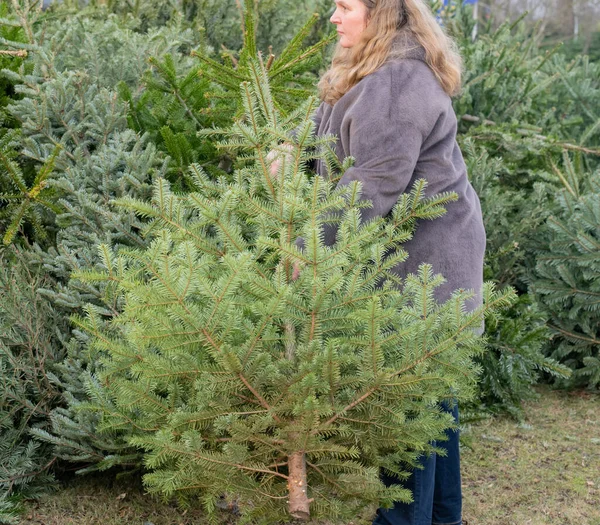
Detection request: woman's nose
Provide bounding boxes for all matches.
[330,9,340,24]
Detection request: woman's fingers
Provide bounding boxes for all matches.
[266,149,280,177]
[292,262,301,281]
[266,144,294,179]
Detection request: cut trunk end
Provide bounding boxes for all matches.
[287,451,311,520]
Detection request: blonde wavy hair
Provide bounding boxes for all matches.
[318,0,462,105]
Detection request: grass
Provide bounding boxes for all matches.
[20,386,600,525]
[18,474,214,525]
[461,386,600,525]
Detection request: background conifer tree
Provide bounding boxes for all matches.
[0,247,66,524]
[459,138,570,416]
[120,0,335,191]
[63,0,334,57]
[531,155,600,388]
[443,4,598,407]
[0,4,186,516]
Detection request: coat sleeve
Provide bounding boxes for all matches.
[312,101,325,133]
[335,63,441,224]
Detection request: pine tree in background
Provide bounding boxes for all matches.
[62,0,334,57]
[459,138,570,416]
[447,5,599,199]
[531,154,600,389]
[192,0,335,118]
[118,51,216,190]
[558,30,600,64]
[0,3,187,515]
[472,293,571,416]
[459,137,552,291]
[544,53,600,150]
[44,14,198,90]
[74,59,513,523]
[0,247,66,524]
[120,0,335,191]
[24,129,166,471]
[0,1,47,247]
[441,4,599,408]
[448,6,600,149]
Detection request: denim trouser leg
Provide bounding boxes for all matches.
[373,402,462,525]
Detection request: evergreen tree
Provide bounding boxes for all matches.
[531,155,600,389]
[557,30,600,64]
[0,4,182,515]
[442,5,597,412]
[0,247,66,524]
[191,0,335,118]
[75,59,513,523]
[0,2,595,519]
[459,138,569,416]
[120,0,335,190]
[471,293,571,417]
[0,3,341,517]
[543,53,600,150]
[448,6,600,151]
[62,0,335,57]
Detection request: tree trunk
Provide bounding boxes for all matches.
[287,451,311,520]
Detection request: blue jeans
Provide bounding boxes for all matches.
[373,402,462,525]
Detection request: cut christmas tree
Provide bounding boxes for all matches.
[75,59,513,522]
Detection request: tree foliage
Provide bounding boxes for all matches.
[446,4,599,398]
[74,60,512,522]
[0,248,66,524]
[120,0,334,191]
[531,154,600,388]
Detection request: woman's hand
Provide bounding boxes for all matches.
[265,143,294,179]
[291,261,301,281]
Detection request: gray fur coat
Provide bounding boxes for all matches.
[308,37,486,312]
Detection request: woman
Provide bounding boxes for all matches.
[272,1,485,524]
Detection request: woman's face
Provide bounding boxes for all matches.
[330,0,369,48]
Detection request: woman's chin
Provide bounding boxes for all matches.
[339,36,353,48]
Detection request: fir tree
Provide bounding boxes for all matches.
[193,0,334,118]
[0,3,183,513]
[531,154,600,389]
[442,5,598,412]
[472,293,571,417]
[0,3,341,517]
[458,138,569,416]
[121,0,335,190]
[71,0,334,57]
[0,247,66,524]
[76,59,513,523]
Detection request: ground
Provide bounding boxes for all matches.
[461,386,600,525]
[20,386,600,525]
